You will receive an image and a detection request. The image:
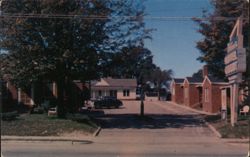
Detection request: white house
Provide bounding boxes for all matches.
[91,78,137,100]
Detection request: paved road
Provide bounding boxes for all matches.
[2,101,248,157]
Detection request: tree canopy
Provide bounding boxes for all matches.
[0,0,152,117]
[193,0,249,79]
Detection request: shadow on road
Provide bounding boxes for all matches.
[96,114,205,129]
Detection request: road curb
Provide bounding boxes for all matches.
[205,122,222,138]
[93,127,101,137]
[1,136,93,144]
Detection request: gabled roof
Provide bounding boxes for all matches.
[186,77,203,84]
[173,78,184,84]
[203,76,228,85]
[207,76,226,83]
[93,77,137,87]
[103,78,137,87]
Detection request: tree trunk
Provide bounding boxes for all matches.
[56,79,66,118]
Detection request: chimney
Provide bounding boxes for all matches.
[203,65,208,78]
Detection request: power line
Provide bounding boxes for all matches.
[0,13,248,21]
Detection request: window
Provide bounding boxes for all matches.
[205,88,209,102]
[123,89,130,97]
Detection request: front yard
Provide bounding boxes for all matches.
[1,113,99,136]
[205,115,249,138]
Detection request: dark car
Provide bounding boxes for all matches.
[94,96,123,109]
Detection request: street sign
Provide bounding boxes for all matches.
[224,17,246,126]
[225,17,246,82]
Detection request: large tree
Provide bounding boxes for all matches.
[193,0,249,79]
[194,0,249,107]
[0,0,151,117]
[101,46,156,81]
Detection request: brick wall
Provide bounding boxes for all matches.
[202,79,212,112]
[211,85,222,113]
[171,82,184,104]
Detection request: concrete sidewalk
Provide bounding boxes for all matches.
[1,126,101,142]
[1,135,93,143]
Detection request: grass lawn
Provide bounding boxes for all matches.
[1,113,99,136]
[205,115,249,138]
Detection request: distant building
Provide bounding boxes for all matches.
[183,77,203,108]
[171,65,228,113]
[91,77,137,100]
[1,80,87,111]
[171,78,184,104]
[202,76,228,113]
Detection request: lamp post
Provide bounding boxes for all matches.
[140,86,144,117]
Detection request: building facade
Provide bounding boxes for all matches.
[183,77,203,108]
[91,78,137,100]
[202,76,228,113]
[171,78,184,104]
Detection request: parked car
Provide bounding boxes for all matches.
[94,96,123,109]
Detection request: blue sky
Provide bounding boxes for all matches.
[144,0,213,78]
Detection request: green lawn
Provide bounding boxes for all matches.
[205,115,249,138]
[1,114,99,136]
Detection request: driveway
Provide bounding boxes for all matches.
[94,100,248,156]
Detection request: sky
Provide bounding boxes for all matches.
[144,0,213,78]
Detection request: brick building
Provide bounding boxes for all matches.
[1,80,88,111]
[171,78,184,104]
[202,76,228,113]
[183,77,203,108]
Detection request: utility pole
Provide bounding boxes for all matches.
[140,85,144,117]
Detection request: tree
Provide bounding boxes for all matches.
[0,0,151,117]
[192,69,203,80]
[150,67,173,100]
[193,0,249,79]
[102,46,156,82]
[194,0,249,107]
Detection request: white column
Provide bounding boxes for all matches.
[230,82,239,126]
[18,88,21,104]
[234,83,239,124]
[52,82,57,98]
[30,84,35,106]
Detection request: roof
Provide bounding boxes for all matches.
[104,78,137,87]
[173,78,184,84]
[186,77,203,83]
[207,76,226,83]
[93,77,137,87]
[203,76,228,85]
